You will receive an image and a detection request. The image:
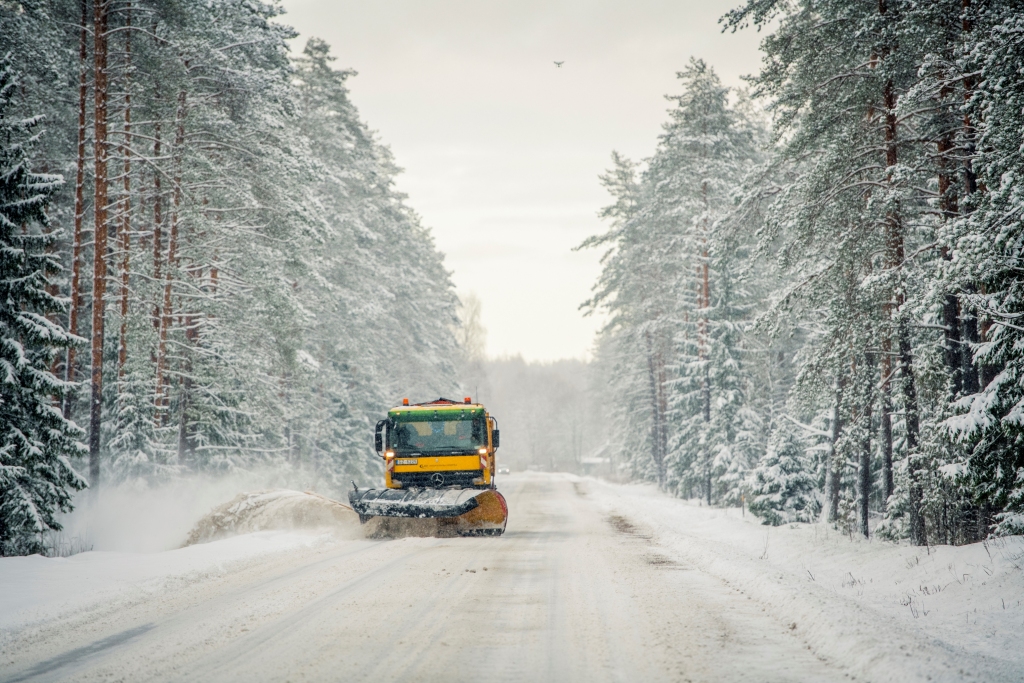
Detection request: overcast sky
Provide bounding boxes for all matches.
[280,0,764,362]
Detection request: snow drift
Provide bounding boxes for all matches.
[184,490,360,545]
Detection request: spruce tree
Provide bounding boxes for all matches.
[748,428,820,526]
[0,57,85,556]
[943,3,1024,536]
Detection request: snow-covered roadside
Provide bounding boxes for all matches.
[0,530,334,632]
[585,475,1024,683]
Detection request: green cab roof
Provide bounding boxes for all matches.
[388,404,485,422]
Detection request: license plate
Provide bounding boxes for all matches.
[396,458,419,465]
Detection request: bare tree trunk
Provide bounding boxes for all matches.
[656,348,668,485]
[151,114,163,332]
[882,62,926,545]
[156,85,187,423]
[961,0,979,198]
[644,330,665,487]
[899,323,926,544]
[859,407,872,537]
[89,0,110,489]
[859,360,873,538]
[880,399,894,507]
[937,132,963,395]
[825,382,843,523]
[65,0,89,420]
[880,351,894,506]
[961,302,980,395]
[149,110,164,426]
[955,0,981,400]
[698,180,712,504]
[177,312,198,463]
[117,2,132,380]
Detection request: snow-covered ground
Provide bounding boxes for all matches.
[586,476,1024,682]
[1,473,1021,682]
[0,531,333,632]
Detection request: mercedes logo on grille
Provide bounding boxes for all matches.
[430,473,446,487]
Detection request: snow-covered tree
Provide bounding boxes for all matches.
[581,61,765,500]
[722,0,942,542]
[0,57,85,555]
[290,36,459,491]
[942,3,1024,537]
[748,427,820,526]
[0,5,462,498]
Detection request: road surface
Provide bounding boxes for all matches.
[1,474,839,683]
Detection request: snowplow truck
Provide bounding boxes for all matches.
[348,397,508,536]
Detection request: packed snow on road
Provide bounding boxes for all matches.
[2,473,1021,683]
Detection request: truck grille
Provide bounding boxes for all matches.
[392,470,482,488]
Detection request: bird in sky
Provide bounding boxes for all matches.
[554,61,564,68]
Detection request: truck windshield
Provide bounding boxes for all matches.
[391,418,486,455]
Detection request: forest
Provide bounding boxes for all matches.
[582,0,1024,545]
[0,1,459,555]
[2,0,1024,556]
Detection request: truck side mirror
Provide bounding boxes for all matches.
[374,420,385,454]
[492,429,500,449]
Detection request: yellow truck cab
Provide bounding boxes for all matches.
[352,396,508,536]
[375,397,499,490]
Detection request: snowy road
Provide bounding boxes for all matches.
[1,473,843,683]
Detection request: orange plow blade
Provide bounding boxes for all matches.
[348,486,507,537]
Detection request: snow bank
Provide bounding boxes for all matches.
[585,475,1024,683]
[0,491,360,634]
[57,471,325,552]
[184,490,361,545]
[0,530,330,631]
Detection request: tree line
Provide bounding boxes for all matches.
[583,0,1024,544]
[0,1,459,555]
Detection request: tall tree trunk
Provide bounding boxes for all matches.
[899,323,926,544]
[880,351,894,506]
[938,132,962,395]
[877,0,925,542]
[958,0,981,397]
[657,349,668,487]
[149,110,163,427]
[151,114,163,333]
[65,0,89,420]
[89,0,110,489]
[177,313,198,463]
[882,71,926,545]
[117,2,132,380]
[825,381,843,523]
[156,85,187,423]
[177,201,206,464]
[699,180,711,504]
[859,387,873,538]
[961,300,980,395]
[644,329,665,487]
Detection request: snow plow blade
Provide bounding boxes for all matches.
[348,487,507,537]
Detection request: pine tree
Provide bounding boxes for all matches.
[0,8,464,499]
[650,60,757,502]
[748,427,821,526]
[943,2,1024,537]
[0,57,86,556]
[579,150,668,483]
[723,0,938,541]
[580,64,764,495]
